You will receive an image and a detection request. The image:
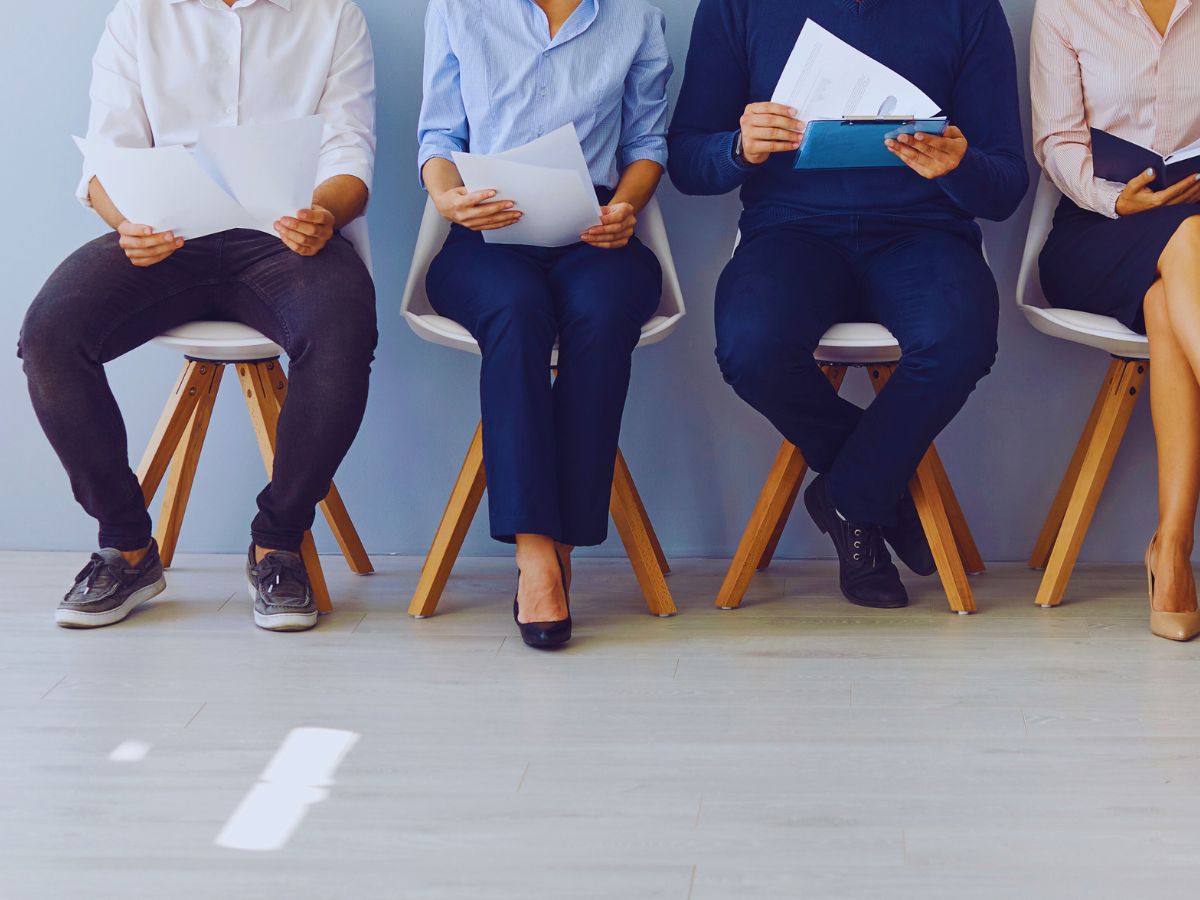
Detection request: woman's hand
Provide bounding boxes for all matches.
[739,102,804,165]
[117,221,183,267]
[433,186,522,231]
[1115,169,1200,216]
[582,202,637,249]
[885,126,968,179]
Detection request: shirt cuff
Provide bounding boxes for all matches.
[76,167,96,209]
[315,161,374,197]
[1098,180,1123,219]
[620,141,668,171]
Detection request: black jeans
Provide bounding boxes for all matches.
[18,229,377,552]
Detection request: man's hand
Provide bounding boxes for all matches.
[275,206,336,256]
[432,187,522,231]
[739,102,804,165]
[1116,170,1200,216]
[582,202,636,249]
[118,221,183,267]
[886,126,968,179]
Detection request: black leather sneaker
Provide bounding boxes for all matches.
[246,544,318,632]
[56,540,166,628]
[803,473,908,609]
[882,489,937,577]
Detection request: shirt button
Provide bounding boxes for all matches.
[543,52,549,58]
[537,127,544,135]
[539,89,547,96]
[226,106,234,114]
[228,58,236,66]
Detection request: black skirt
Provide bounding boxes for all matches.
[1039,195,1200,334]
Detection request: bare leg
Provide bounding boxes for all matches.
[1148,216,1200,612]
[555,542,574,594]
[515,534,569,623]
[1144,279,1200,613]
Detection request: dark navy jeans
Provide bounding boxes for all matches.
[19,228,377,552]
[426,224,661,547]
[715,215,998,527]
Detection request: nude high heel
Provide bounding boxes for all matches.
[1146,533,1200,642]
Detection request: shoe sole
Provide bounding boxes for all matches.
[247,582,318,632]
[804,481,909,609]
[55,576,167,629]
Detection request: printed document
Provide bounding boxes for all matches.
[771,20,939,121]
[452,124,603,247]
[74,115,325,240]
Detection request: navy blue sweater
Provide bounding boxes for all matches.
[667,0,1029,234]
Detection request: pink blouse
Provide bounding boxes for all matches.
[1030,0,1200,217]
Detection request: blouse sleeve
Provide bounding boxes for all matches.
[617,7,672,170]
[1030,3,1125,217]
[416,0,469,186]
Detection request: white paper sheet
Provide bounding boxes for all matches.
[75,137,258,239]
[196,115,324,231]
[451,124,602,247]
[74,115,325,240]
[771,20,939,121]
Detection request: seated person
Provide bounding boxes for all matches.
[668,0,1027,609]
[417,0,671,647]
[19,0,377,633]
[1032,0,1200,640]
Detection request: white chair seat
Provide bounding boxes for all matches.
[153,321,283,362]
[815,322,901,364]
[1017,175,1150,361]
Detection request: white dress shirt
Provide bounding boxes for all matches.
[78,0,376,210]
[1031,0,1200,217]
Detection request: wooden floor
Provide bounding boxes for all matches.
[3,551,1200,898]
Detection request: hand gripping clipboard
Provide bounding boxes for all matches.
[793,117,948,170]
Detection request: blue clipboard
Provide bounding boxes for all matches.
[793,118,948,170]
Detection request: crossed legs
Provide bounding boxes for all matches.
[1143,216,1200,614]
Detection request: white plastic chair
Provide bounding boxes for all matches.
[715,230,988,614]
[141,219,377,612]
[400,195,685,618]
[1019,174,1150,608]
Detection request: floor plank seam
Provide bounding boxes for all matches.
[516,762,530,794]
[39,675,66,700]
[184,702,207,729]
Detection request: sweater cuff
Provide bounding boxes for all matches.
[715,131,760,192]
[935,146,985,210]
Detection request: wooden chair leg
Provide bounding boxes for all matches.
[262,364,374,575]
[408,422,487,618]
[136,361,214,506]
[1028,358,1128,569]
[871,365,976,612]
[155,364,225,568]
[756,366,847,571]
[611,450,676,615]
[613,449,670,576]
[924,445,986,575]
[716,441,809,609]
[1035,359,1147,607]
[236,361,332,613]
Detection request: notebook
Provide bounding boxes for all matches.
[1090,128,1200,193]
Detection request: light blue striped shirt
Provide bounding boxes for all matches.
[418,0,672,189]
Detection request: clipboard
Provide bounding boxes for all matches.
[793,117,948,171]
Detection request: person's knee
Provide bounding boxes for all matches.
[716,318,814,395]
[1165,214,1200,264]
[290,271,378,367]
[903,323,996,392]
[18,292,78,371]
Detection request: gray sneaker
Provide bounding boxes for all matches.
[56,540,166,628]
[246,544,318,632]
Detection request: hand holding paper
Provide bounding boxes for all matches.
[450,124,602,247]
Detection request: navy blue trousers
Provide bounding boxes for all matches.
[427,225,662,546]
[715,216,998,527]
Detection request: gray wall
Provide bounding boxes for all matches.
[0,0,1161,561]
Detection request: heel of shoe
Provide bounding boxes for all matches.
[803,481,830,535]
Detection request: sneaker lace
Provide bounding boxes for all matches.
[74,554,133,590]
[256,552,309,597]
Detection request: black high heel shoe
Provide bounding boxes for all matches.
[513,551,571,648]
